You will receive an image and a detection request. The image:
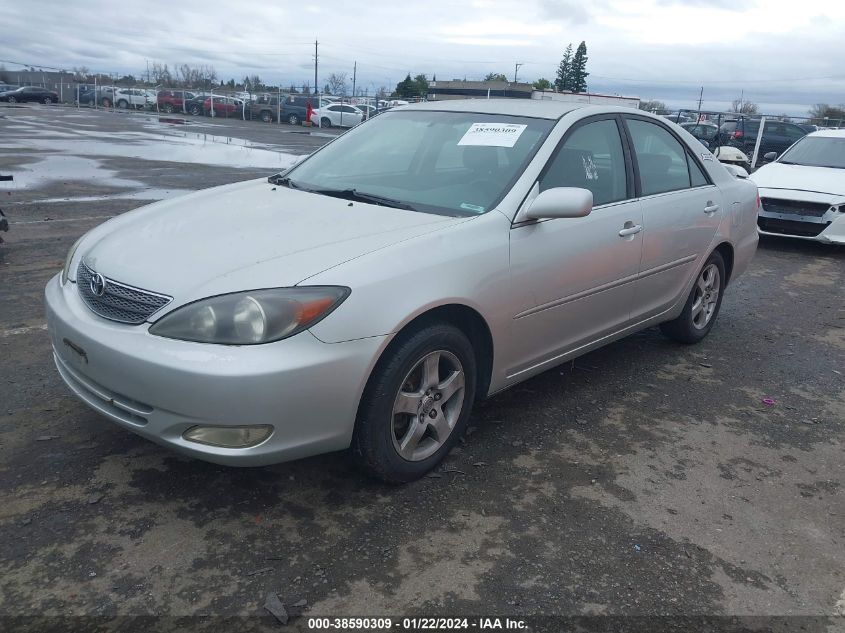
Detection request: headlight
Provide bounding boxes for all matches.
[148,287,350,344]
[61,236,84,285]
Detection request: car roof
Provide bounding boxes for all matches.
[809,129,845,138]
[401,98,597,120]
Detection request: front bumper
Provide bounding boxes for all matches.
[45,274,386,466]
[757,191,845,244]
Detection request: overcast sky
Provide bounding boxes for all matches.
[2,0,843,115]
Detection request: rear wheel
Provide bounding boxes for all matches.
[162,103,174,113]
[189,104,201,116]
[261,110,273,123]
[320,117,332,128]
[101,98,112,108]
[660,251,726,344]
[352,323,476,483]
[117,99,128,109]
[287,113,300,126]
[43,97,52,105]
[7,96,17,104]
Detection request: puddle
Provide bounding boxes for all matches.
[1,155,149,190]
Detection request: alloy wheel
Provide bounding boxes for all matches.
[691,263,720,329]
[391,350,465,462]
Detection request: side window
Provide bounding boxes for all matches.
[539,119,627,206]
[784,124,806,142]
[627,119,691,195]
[688,154,709,187]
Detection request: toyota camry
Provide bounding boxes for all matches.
[46,100,759,482]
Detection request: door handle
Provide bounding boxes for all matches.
[704,202,720,214]
[618,224,643,237]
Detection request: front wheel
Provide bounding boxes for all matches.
[287,113,300,126]
[189,104,201,116]
[117,99,128,109]
[261,110,273,123]
[7,96,16,104]
[162,103,174,113]
[352,323,477,483]
[43,97,53,105]
[660,251,726,344]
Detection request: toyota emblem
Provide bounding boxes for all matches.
[90,272,107,297]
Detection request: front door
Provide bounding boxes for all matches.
[508,117,643,378]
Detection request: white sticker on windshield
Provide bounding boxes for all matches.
[458,123,527,148]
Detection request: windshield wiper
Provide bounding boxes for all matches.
[268,174,298,187]
[306,187,418,211]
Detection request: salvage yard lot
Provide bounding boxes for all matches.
[1,105,844,622]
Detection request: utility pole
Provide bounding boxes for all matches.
[514,62,523,83]
[696,86,703,121]
[314,40,319,95]
[352,61,357,99]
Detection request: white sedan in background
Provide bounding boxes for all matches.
[751,130,845,243]
[313,103,365,128]
[46,100,758,483]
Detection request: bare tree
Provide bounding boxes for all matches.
[327,72,348,96]
[639,99,667,113]
[731,99,758,115]
[72,66,91,82]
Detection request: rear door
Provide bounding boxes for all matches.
[508,116,643,376]
[623,115,722,320]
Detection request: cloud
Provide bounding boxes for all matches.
[539,0,592,24]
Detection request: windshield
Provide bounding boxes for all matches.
[779,136,845,169]
[283,110,554,216]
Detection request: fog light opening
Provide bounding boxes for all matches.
[182,425,273,448]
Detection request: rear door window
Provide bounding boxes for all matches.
[626,119,692,195]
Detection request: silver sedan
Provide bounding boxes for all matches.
[46,100,759,482]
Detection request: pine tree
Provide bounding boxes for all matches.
[555,44,573,92]
[571,41,589,93]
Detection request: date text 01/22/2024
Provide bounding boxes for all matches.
[306,617,528,630]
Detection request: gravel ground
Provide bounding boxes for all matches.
[0,105,843,631]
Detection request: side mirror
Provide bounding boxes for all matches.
[763,151,778,161]
[723,164,749,179]
[523,187,593,221]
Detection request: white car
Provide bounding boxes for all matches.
[112,88,152,110]
[313,103,365,128]
[46,100,758,482]
[751,130,845,243]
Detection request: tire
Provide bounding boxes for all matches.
[162,103,174,114]
[117,99,128,109]
[352,323,477,483]
[660,250,726,344]
[101,98,112,108]
[43,97,52,105]
[320,117,332,128]
[7,96,16,104]
[189,104,201,116]
[287,113,300,126]
[261,110,273,123]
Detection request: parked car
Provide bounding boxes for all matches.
[250,95,280,123]
[0,86,60,104]
[313,103,365,128]
[111,88,153,110]
[183,93,209,116]
[0,83,20,93]
[680,122,719,143]
[203,95,245,118]
[47,101,759,482]
[751,130,845,243]
[157,90,197,113]
[719,118,808,164]
[276,95,320,125]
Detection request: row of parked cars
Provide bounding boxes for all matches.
[672,116,818,169]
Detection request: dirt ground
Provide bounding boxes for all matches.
[1,105,843,631]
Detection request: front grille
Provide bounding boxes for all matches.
[758,217,830,238]
[77,261,172,324]
[761,198,831,218]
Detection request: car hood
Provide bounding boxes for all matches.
[751,162,845,198]
[79,178,464,305]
